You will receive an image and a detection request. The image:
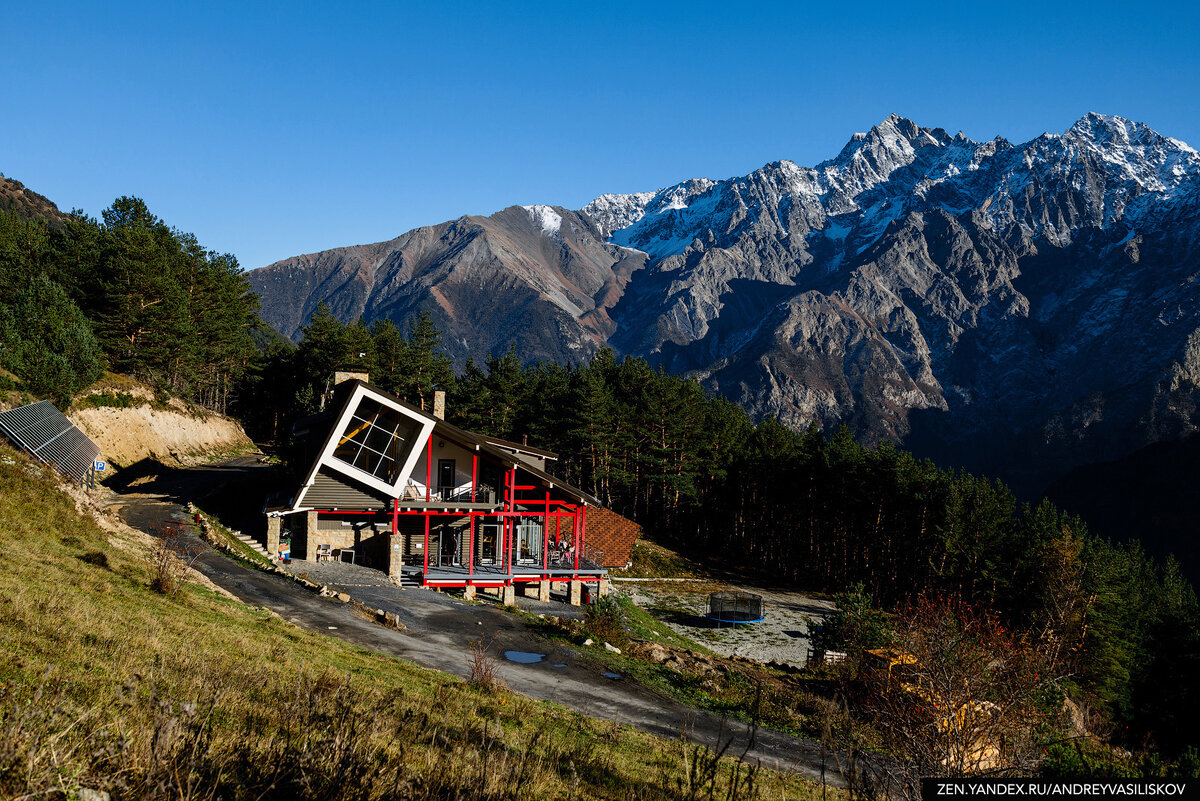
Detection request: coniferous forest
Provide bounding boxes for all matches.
[0,199,260,410]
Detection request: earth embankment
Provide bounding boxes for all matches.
[68,377,254,468]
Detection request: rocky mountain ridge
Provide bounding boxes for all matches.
[248,113,1200,494]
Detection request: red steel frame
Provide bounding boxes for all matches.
[312,456,601,588]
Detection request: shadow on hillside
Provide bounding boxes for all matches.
[651,607,722,629]
[104,456,290,537]
[770,600,835,617]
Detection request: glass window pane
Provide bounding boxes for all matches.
[330,395,421,485]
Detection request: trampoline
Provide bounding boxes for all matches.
[706,591,765,624]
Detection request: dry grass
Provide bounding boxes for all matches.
[0,446,845,801]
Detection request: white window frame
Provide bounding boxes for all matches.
[318,383,435,497]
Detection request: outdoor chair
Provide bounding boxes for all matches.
[315,543,332,562]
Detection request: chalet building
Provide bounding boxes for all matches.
[266,377,616,604]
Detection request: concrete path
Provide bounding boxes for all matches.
[110,460,852,787]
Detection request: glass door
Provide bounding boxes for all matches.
[438,459,455,501]
[479,523,498,565]
[516,518,542,565]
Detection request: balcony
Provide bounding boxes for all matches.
[396,483,498,508]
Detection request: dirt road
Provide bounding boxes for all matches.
[108,458,853,787]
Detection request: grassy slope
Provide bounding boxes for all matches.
[0,447,837,801]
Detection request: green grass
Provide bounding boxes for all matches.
[614,592,712,652]
[509,594,849,743]
[0,445,843,801]
[615,540,706,579]
[194,505,275,569]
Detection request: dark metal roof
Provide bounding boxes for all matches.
[0,400,100,482]
[290,379,599,508]
[479,435,558,461]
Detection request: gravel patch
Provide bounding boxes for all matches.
[616,579,836,667]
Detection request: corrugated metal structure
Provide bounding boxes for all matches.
[0,400,100,483]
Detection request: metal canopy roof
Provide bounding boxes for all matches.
[0,400,100,482]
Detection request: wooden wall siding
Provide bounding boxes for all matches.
[586,506,641,568]
[397,516,427,564]
[305,467,389,510]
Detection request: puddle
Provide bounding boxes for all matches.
[602,672,622,679]
[553,664,567,668]
[504,651,545,664]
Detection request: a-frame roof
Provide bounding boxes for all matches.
[290,379,597,510]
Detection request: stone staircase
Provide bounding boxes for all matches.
[232,530,271,558]
[398,567,422,588]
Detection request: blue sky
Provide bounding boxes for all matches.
[2,1,1198,270]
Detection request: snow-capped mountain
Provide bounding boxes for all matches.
[249,113,1200,494]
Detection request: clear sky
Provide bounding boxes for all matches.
[2,1,1198,270]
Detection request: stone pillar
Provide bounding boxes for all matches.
[266,515,282,557]
[463,584,476,601]
[388,535,404,582]
[569,579,582,606]
[304,511,319,561]
[538,579,550,602]
[501,584,515,606]
[598,578,610,598]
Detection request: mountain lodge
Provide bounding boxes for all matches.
[265,376,631,604]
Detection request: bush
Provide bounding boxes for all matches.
[810,583,892,657]
[468,638,505,692]
[584,596,627,645]
[146,524,206,597]
[77,391,138,409]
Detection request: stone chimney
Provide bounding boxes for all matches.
[333,369,370,386]
[433,390,446,420]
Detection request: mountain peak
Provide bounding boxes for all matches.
[1068,111,1144,142]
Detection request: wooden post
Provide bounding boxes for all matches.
[573,508,580,572]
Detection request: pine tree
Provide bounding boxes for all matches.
[0,273,102,407]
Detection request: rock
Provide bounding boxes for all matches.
[583,638,594,646]
[76,790,110,801]
[604,642,621,654]
[645,643,671,663]
[336,592,350,603]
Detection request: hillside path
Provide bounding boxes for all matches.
[107,456,854,787]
